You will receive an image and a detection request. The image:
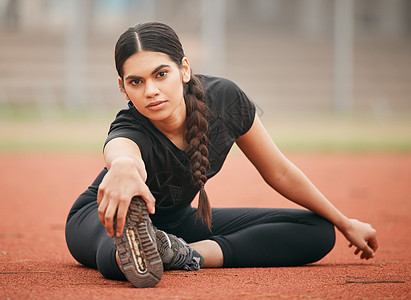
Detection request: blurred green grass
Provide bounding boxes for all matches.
[1,105,410,153]
[263,112,411,153]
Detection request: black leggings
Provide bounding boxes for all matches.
[65,169,335,280]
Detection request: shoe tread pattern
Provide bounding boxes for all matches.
[114,197,163,288]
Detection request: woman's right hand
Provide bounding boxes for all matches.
[97,156,156,237]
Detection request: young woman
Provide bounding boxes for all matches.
[65,22,378,288]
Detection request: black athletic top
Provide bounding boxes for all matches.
[105,75,256,218]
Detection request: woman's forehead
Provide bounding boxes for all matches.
[123,51,176,76]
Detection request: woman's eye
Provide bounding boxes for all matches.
[130,79,142,86]
[157,70,168,78]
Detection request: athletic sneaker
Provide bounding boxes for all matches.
[113,197,163,288]
[155,230,204,271]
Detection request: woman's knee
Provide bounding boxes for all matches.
[310,215,336,262]
[318,215,336,246]
[65,202,103,268]
[65,213,99,269]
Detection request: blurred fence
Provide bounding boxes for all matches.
[0,0,410,115]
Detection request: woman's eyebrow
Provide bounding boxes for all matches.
[125,64,171,81]
[151,64,170,75]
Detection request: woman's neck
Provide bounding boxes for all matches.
[150,102,187,150]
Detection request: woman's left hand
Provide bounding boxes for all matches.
[339,218,378,260]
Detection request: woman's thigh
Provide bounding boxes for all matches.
[167,206,331,243]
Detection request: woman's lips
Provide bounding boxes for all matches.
[146,100,167,111]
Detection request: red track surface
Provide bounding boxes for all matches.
[1,153,410,299]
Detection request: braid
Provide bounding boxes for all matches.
[184,74,212,230]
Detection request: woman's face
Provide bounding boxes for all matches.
[119,50,191,123]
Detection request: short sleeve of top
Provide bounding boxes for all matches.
[105,75,255,217]
[203,76,256,175]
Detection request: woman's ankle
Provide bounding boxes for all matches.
[189,240,223,268]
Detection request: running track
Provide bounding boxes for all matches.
[1,153,410,299]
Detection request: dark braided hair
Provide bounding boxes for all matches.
[184,75,211,229]
[114,22,212,230]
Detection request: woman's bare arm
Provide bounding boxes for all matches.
[236,115,378,259]
[97,137,156,237]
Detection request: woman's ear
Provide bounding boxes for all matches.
[181,57,191,83]
[118,77,130,100]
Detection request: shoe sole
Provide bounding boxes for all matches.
[113,197,163,288]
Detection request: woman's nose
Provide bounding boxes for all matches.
[144,79,160,98]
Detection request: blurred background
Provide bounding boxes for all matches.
[0,0,410,152]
